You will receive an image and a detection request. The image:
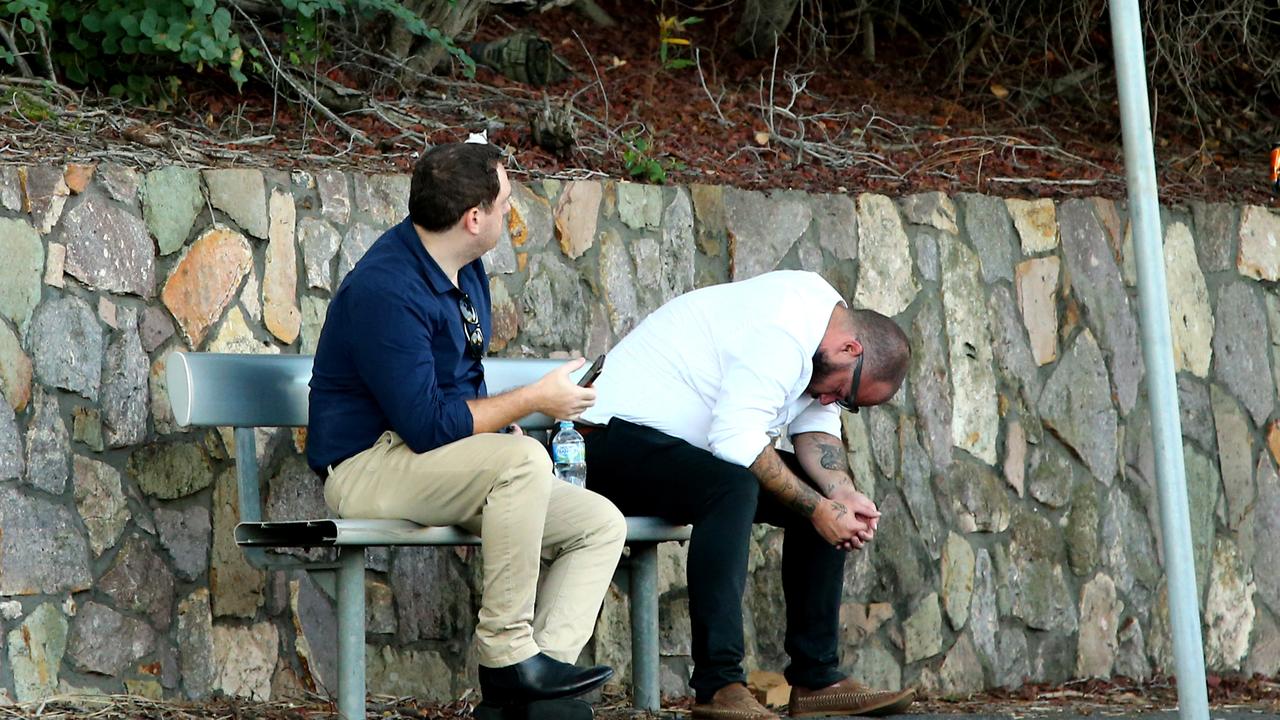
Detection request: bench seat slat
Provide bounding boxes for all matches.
[236,516,691,548]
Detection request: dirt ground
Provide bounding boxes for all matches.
[2,1,1274,206]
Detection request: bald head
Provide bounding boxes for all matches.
[848,308,910,390]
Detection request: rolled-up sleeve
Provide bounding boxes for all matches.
[706,334,806,467]
[789,401,841,438]
[348,283,473,453]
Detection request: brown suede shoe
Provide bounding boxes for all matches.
[692,682,781,720]
[788,678,915,717]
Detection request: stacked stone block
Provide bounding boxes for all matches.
[0,163,1276,704]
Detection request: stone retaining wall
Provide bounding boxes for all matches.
[0,163,1277,703]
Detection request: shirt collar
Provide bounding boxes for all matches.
[394,216,458,296]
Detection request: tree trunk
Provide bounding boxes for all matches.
[389,0,489,90]
[734,0,802,58]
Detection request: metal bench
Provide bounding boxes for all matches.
[166,352,690,719]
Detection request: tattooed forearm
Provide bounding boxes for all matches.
[750,445,825,518]
[793,432,858,498]
[817,440,848,472]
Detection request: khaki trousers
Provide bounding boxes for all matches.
[324,431,626,668]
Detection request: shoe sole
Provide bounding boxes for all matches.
[788,690,915,718]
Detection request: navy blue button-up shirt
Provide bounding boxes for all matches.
[306,217,491,475]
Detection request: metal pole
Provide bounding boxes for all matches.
[628,544,661,711]
[337,546,368,719]
[1108,3,1209,719]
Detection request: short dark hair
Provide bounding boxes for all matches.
[408,143,504,232]
[850,308,911,390]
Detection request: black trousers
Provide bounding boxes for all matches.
[583,419,847,702]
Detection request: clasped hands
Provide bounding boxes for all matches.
[812,488,880,552]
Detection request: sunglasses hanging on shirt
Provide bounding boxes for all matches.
[458,294,485,360]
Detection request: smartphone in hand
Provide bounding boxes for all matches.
[578,354,605,387]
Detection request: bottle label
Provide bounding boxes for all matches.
[553,444,585,465]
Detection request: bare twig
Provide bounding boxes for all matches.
[0,22,31,78]
[695,47,730,126]
[570,29,609,150]
[33,21,55,84]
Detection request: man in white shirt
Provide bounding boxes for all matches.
[580,271,915,720]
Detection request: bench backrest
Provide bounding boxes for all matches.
[167,352,581,430]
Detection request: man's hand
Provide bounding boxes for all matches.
[828,488,880,551]
[530,357,597,420]
[812,498,877,550]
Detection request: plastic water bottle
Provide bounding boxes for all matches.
[551,420,587,487]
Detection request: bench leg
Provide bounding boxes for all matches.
[337,546,367,719]
[628,543,660,712]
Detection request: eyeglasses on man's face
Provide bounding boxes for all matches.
[835,353,864,413]
[458,295,484,360]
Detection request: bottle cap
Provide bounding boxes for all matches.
[559,420,573,429]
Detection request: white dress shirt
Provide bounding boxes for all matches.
[582,270,845,467]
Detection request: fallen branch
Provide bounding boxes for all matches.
[0,22,31,78]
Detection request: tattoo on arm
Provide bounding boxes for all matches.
[750,445,826,518]
[817,441,848,472]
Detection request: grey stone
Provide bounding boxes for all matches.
[0,218,43,332]
[1076,573,1121,678]
[67,601,156,675]
[843,412,879,505]
[654,188,697,306]
[847,638,901,692]
[936,633,984,698]
[617,182,662,230]
[177,589,216,698]
[1003,418,1027,497]
[291,572,338,695]
[1177,376,1215,451]
[300,295,328,356]
[7,603,68,700]
[29,296,103,401]
[391,546,473,642]
[0,166,21,210]
[1027,436,1077,509]
[24,166,68,234]
[129,442,214,499]
[1211,385,1254,529]
[1058,199,1144,414]
[212,622,278,700]
[910,295,952,471]
[1212,281,1276,426]
[336,223,380,287]
[995,628,1030,689]
[211,468,266,618]
[316,170,350,225]
[1009,504,1065,564]
[1115,616,1150,681]
[1101,485,1160,610]
[1190,201,1239,273]
[598,229,641,337]
[724,188,810,280]
[98,164,140,206]
[940,236,998,464]
[659,593,692,656]
[72,405,104,452]
[855,193,918,316]
[941,532,975,630]
[100,535,175,629]
[1065,480,1101,576]
[1031,633,1076,685]
[958,193,1015,283]
[899,416,945,558]
[870,491,933,599]
[1184,448,1221,600]
[299,217,340,291]
[266,456,331,561]
[72,455,129,555]
[484,214,518,275]
[987,286,1043,411]
[1163,221,1214,377]
[1238,205,1280,281]
[1267,293,1280,411]
[1246,609,1280,677]
[139,307,175,355]
[352,174,408,229]
[366,577,396,635]
[141,167,204,255]
[154,505,211,581]
[1255,455,1280,614]
[868,406,897,479]
[970,550,998,668]
[365,644,453,702]
[1203,537,1255,671]
[948,457,1010,533]
[203,169,268,238]
[1038,330,1118,484]
[23,386,68,493]
[903,593,943,663]
[0,320,31,412]
[102,310,149,447]
[1008,558,1077,633]
[0,484,92,594]
[811,193,858,261]
[508,182,554,252]
[901,192,959,234]
[520,255,587,350]
[690,184,727,257]
[910,226,941,283]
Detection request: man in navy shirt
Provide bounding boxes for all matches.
[307,142,626,710]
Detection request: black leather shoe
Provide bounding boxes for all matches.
[478,653,613,706]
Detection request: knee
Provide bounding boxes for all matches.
[493,435,554,490]
[703,471,760,519]
[596,498,627,546]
